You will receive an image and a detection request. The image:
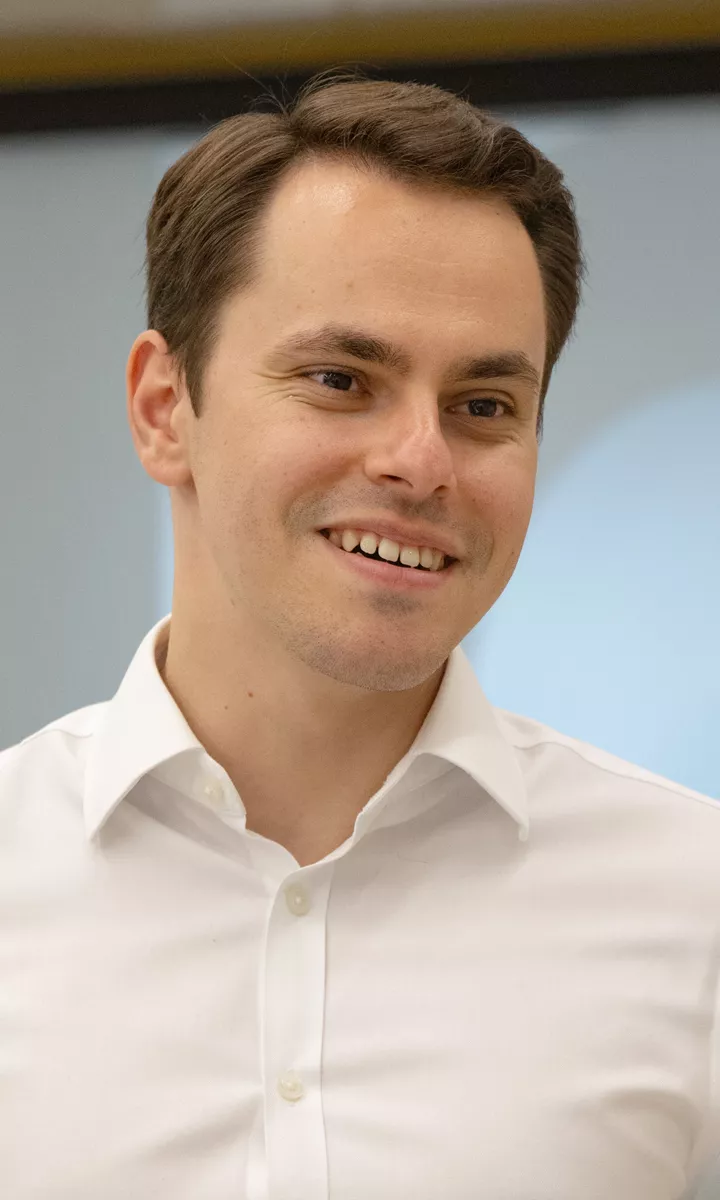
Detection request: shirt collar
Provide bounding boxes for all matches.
[84,613,199,839]
[403,644,529,841]
[84,613,529,843]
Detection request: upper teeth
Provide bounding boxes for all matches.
[326,529,446,571]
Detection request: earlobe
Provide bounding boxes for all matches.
[126,330,192,488]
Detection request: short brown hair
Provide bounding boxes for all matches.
[146,72,584,429]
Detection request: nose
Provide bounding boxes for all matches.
[363,393,457,500]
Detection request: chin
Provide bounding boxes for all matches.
[299,637,450,693]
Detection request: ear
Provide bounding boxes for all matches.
[126,330,193,488]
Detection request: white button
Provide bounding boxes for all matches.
[277,1071,304,1102]
[284,883,311,917]
[202,778,225,810]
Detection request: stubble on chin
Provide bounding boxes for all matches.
[280,616,451,693]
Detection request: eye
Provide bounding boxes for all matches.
[451,397,511,420]
[304,369,359,392]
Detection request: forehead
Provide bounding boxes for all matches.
[261,156,540,274]
[228,156,547,371]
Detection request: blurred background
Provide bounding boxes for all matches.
[0,0,718,797]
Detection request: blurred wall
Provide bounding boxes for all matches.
[464,97,720,798]
[0,132,166,738]
[0,100,718,798]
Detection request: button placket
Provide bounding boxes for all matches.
[261,868,333,1200]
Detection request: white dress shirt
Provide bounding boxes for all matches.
[2,611,720,1200]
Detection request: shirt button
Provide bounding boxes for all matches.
[284,882,311,916]
[202,778,225,810]
[277,1071,304,1103]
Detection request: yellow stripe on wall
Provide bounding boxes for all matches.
[0,2,719,91]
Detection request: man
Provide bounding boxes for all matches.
[1,75,718,1199]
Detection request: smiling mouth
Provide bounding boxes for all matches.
[319,529,456,572]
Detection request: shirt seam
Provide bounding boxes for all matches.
[17,723,97,749]
[501,729,720,812]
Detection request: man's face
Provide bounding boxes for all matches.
[177,158,546,691]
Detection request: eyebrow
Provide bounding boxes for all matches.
[269,323,542,392]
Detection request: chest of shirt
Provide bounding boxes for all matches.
[0,798,713,1200]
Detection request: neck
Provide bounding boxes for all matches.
[157,607,445,866]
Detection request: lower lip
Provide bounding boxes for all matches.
[318,534,454,590]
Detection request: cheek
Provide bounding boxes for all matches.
[209,419,342,548]
[460,456,536,590]
[499,476,536,543]
[468,452,536,539]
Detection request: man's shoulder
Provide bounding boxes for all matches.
[0,701,108,796]
[493,705,720,815]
